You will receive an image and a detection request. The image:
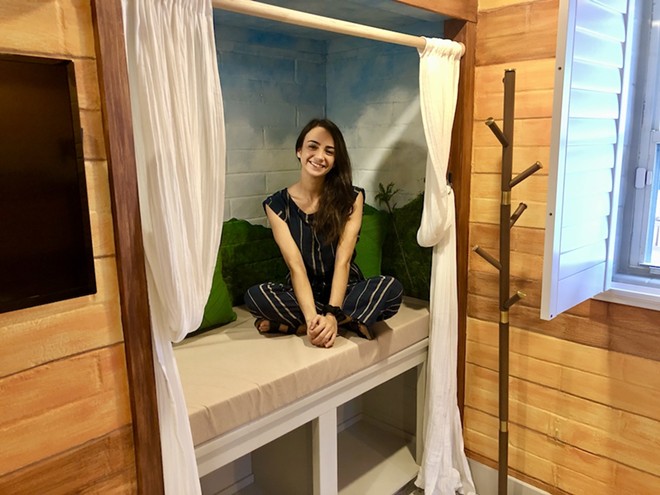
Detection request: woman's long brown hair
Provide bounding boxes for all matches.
[296,118,354,245]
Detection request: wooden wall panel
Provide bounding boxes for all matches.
[74,58,102,110]
[476,88,554,120]
[476,0,558,66]
[471,249,544,280]
[473,117,552,147]
[80,109,107,159]
[466,368,660,485]
[465,0,660,492]
[474,60,555,120]
[465,407,617,494]
[472,146,550,175]
[0,426,135,495]
[475,58,556,90]
[469,292,660,360]
[479,0,548,11]
[470,222,546,254]
[0,0,137,492]
[0,257,123,377]
[470,271,543,308]
[470,197,546,228]
[0,1,94,57]
[472,173,547,203]
[467,328,660,422]
[86,161,117,257]
[0,346,131,475]
[468,317,660,384]
[396,0,477,21]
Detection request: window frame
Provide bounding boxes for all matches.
[594,0,660,311]
[622,0,660,272]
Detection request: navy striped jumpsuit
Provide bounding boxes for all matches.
[244,187,403,333]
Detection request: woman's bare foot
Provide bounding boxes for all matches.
[254,318,306,335]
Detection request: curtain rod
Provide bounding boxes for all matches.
[212,0,427,50]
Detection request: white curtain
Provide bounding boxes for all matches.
[415,38,477,495]
[122,1,226,493]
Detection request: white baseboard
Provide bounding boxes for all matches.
[468,459,550,495]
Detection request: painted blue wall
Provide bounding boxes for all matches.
[215,16,442,223]
[326,34,431,206]
[216,24,326,223]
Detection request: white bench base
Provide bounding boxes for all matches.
[195,339,428,494]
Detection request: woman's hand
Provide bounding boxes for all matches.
[307,314,338,348]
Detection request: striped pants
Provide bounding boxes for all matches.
[244,275,403,329]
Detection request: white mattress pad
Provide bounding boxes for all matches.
[174,297,429,446]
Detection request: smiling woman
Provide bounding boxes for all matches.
[244,118,404,347]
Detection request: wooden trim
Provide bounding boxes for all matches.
[396,0,477,22]
[445,18,476,418]
[90,1,164,494]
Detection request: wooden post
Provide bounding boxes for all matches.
[90,1,163,493]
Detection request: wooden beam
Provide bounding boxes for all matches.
[476,0,558,66]
[214,0,426,49]
[396,0,477,23]
[445,18,477,418]
[90,1,164,493]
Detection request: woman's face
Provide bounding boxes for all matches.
[296,126,336,178]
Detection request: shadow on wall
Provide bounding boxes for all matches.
[357,139,427,207]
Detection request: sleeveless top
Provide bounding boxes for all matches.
[263,186,365,302]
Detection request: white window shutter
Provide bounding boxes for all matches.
[541,0,632,320]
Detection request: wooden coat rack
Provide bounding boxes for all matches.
[472,69,542,495]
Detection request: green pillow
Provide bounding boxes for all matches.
[355,204,388,278]
[220,218,289,305]
[195,248,237,334]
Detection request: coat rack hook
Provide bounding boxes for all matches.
[504,291,526,309]
[473,245,502,271]
[510,203,527,228]
[509,161,542,188]
[485,118,509,147]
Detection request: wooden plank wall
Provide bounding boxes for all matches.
[0,1,137,493]
[467,0,660,493]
